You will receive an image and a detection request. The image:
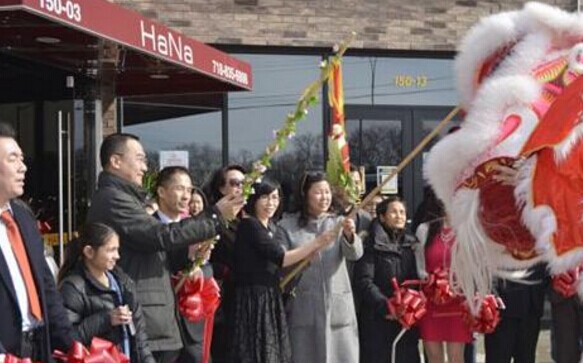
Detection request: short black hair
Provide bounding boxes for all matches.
[58,222,118,283]
[0,122,16,139]
[376,196,405,217]
[244,177,282,218]
[155,166,191,192]
[99,133,140,168]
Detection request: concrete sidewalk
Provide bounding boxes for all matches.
[474,329,553,363]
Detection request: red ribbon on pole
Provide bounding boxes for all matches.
[174,273,221,363]
[462,295,504,334]
[552,266,581,298]
[422,267,457,305]
[386,277,427,329]
[53,338,129,363]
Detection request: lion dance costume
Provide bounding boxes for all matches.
[425,2,583,310]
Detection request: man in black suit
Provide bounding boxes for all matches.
[0,123,73,362]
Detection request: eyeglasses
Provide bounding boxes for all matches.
[227,179,244,188]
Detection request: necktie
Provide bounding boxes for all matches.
[1,211,43,320]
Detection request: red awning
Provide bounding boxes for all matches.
[0,0,252,96]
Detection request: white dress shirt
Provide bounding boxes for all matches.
[156,210,181,224]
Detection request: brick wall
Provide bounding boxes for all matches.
[113,0,576,51]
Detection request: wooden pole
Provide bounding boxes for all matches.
[280,106,460,290]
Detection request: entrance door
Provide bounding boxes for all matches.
[345,105,460,216]
[42,100,87,264]
[345,105,414,212]
[0,100,86,263]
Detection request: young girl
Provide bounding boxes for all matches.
[58,223,155,363]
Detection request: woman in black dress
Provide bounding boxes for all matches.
[229,178,335,363]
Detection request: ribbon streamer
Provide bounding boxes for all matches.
[423,267,457,305]
[4,355,36,363]
[386,278,427,329]
[386,278,427,363]
[462,295,504,334]
[53,337,129,363]
[174,274,221,363]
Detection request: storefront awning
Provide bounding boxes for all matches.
[0,0,252,96]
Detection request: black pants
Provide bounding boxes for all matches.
[464,341,476,363]
[176,318,204,363]
[484,315,541,363]
[551,296,583,363]
[20,327,45,361]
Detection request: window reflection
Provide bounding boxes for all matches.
[126,112,222,186]
[343,57,457,106]
[347,119,402,195]
[229,54,324,209]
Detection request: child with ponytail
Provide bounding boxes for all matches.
[58,223,155,363]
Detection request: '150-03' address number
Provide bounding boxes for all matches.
[39,0,82,22]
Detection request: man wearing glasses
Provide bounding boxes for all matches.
[86,133,244,363]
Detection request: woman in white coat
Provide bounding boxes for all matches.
[279,171,363,363]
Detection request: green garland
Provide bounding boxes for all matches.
[242,32,357,199]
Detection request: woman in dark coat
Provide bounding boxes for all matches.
[58,223,155,363]
[204,164,246,363]
[354,196,421,363]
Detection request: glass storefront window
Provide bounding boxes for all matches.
[126,111,222,187]
[343,56,457,106]
[229,54,324,209]
[346,117,404,197]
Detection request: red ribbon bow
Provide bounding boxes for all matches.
[174,273,221,363]
[462,295,504,334]
[386,277,427,329]
[423,267,457,305]
[53,338,129,363]
[4,354,38,363]
[176,275,221,322]
[552,266,581,298]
